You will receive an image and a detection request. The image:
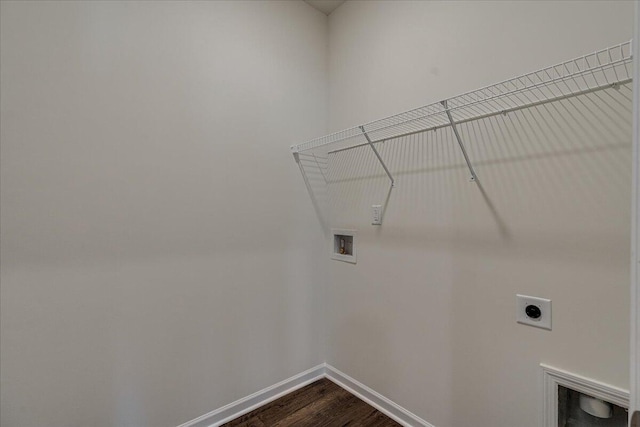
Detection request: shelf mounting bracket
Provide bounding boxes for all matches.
[359,125,395,187]
[441,100,479,183]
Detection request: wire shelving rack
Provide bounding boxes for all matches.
[291,41,633,187]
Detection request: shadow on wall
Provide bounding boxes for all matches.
[447,84,632,426]
[297,83,632,243]
[296,83,632,426]
[334,311,393,391]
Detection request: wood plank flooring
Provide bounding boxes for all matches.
[221,378,402,427]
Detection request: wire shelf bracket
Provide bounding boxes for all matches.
[359,125,396,187]
[441,100,479,183]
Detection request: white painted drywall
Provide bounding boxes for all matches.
[631,1,640,423]
[326,2,634,427]
[0,2,328,426]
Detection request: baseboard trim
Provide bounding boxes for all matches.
[324,364,434,427]
[177,363,434,427]
[176,364,326,427]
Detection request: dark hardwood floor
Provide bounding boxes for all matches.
[221,378,402,427]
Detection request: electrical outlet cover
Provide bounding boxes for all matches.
[372,205,382,225]
[516,294,552,330]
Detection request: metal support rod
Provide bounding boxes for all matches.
[441,100,478,182]
[359,125,395,187]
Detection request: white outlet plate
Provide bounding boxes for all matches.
[372,205,382,225]
[516,294,552,330]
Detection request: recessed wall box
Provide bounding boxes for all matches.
[331,229,356,264]
[542,364,629,427]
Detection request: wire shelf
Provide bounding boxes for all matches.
[291,41,633,155]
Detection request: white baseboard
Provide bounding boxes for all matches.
[177,363,434,427]
[324,364,434,427]
[176,364,325,427]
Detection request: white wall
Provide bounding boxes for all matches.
[2,2,635,427]
[633,2,640,422]
[326,2,634,427]
[0,2,328,426]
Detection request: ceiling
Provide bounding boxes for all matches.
[303,0,346,16]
